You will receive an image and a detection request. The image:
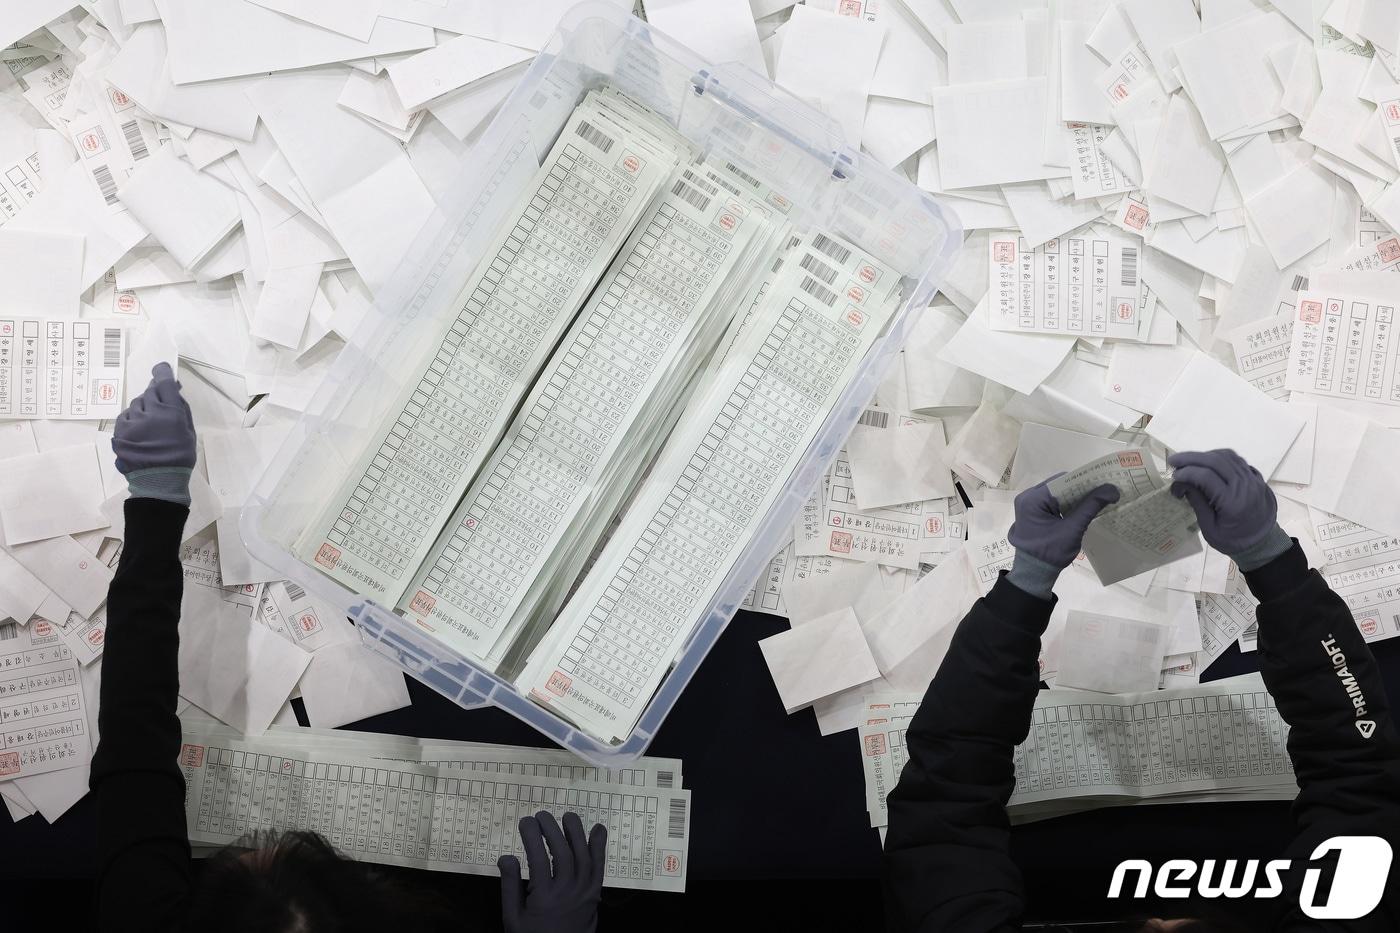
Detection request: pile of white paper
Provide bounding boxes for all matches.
[5,0,1400,838]
[738,0,1400,751]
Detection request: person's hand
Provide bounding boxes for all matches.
[1009,478,1120,569]
[112,362,197,505]
[498,811,607,933]
[1168,449,1291,571]
[1004,478,1119,599]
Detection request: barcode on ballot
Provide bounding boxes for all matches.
[657,770,674,789]
[284,582,307,602]
[574,120,615,154]
[812,232,852,264]
[669,180,711,213]
[799,275,838,307]
[103,328,122,367]
[1120,247,1138,287]
[857,409,890,429]
[798,253,839,285]
[92,164,118,205]
[680,168,719,197]
[0,622,16,641]
[667,798,687,839]
[120,120,149,160]
[725,160,762,189]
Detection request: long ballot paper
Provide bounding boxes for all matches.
[296,92,679,601]
[179,725,691,891]
[516,233,903,741]
[397,161,769,658]
[859,675,1295,829]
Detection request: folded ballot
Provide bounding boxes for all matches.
[1048,451,1202,586]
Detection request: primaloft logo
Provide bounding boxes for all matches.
[1108,836,1393,920]
[1321,635,1378,739]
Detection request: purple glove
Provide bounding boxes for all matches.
[1005,478,1120,599]
[498,811,607,933]
[112,362,197,505]
[1168,449,1291,571]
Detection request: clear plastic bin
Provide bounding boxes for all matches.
[243,1,961,765]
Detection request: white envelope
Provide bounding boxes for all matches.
[155,0,434,84]
[386,34,534,110]
[0,445,108,546]
[1147,352,1307,478]
[759,607,881,714]
[932,78,1068,189]
[0,228,83,317]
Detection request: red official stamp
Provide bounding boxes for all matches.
[546,671,572,696]
[180,744,204,768]
[1386,102,1400,125]
[115,292,139,314]
[1299,300,1323,324]
[717,211,738,232]
[314,543,341,569]
[1379,238,1400,263]
[845,307,866,328]
[1124,203,1149,230]
[86,629,104,647]
[661,852,682,875]
[1116,301,1134,322]
[864,734,887,757]
[830,530,853,553]
[108,87,132,109]
[34,620,51,637]
[408,591,436,616]
[297,611,322,634]
[926,516,943,535]
[846,283,867,304]
[1117,450,1144,468]
[79,126,109,155]
[838,0,863,15]
[0,752,20,776]
[1157,536,1177,554]
[96,381,117,402]
[858,263,878,284]
[619,153,641,175]
[1361,618,1380,637]
[993,240,1015,264]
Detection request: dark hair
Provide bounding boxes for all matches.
[179,830,459,933]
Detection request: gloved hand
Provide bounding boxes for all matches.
[1168,449,1292,572]
[112,362,197,506]
[1005,478,1120,599]
[498,811,607,933]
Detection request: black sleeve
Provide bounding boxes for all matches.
[89,498,192,932]
[1248,542,1400,931]
[882,574,1052,933]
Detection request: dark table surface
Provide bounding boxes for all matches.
[7,607,1400,920]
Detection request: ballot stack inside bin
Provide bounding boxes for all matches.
[244,6,960,763]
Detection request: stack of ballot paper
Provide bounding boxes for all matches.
[179,715,692,890]
[288,78,908,745]
[858,674,1297,832]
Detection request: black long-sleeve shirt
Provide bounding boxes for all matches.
[883,543,1400,931]
[89,498,192,932]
